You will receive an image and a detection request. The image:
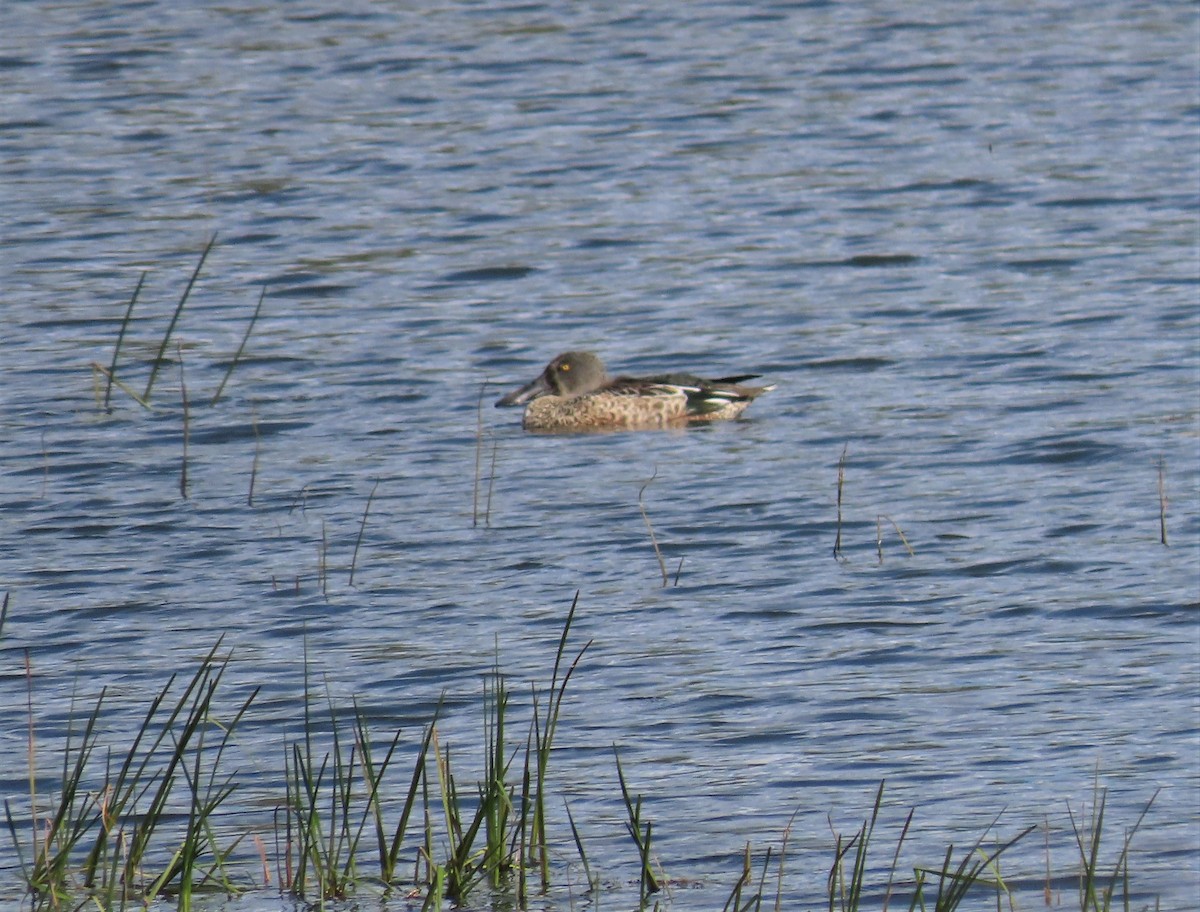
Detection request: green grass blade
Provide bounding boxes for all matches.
[210,285,265,406]
[104,271,145,411]
[143,233,216,402]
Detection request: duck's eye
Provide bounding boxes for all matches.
[559,362,571,372]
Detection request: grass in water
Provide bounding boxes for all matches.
[4,639,256,907]
[348,480,380,588]
[1068,783,1158,912]
[178,340,190,500]
[103,270,145,412]
[614,746,662,903]
[834,444,848,561]
[3,602,1164,912]
[210,285,266,407]
[143,234,217,404]
[638,467,671,587]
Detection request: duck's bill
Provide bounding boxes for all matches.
[495,374,550,407]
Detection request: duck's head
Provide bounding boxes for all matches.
[495,351,608,406]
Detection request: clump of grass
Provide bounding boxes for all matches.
[614,747,662,903]
[4,638,256,907]
[723,818,797,912]
[1068,783,1158,912]
[95,237,266,418]
[828,781,904,911]
[273,596,589,908]
[4,600,1164,912]
[908,812,1034,911]
[827,780,1035,912]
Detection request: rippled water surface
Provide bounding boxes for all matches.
[1,1,1198,909]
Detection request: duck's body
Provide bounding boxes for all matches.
[495,351,775,432]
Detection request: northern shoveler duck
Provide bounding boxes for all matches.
[494,351,775,431]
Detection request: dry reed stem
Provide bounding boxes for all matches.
[349,480,379,587]
[91,362,152,409]
[638,468,669,587]
[875,514,915,562]
[253,833,270,887]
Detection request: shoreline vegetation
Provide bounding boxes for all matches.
[1,594,1159,912]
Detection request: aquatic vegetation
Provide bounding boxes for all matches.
[2,600,1161,912]
[5,639,255,907]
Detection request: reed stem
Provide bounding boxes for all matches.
[144,234,216,403]
[105,270,144,412]
[348,480,379,587]
[638,468,669,586]
[211,285,265,406]
[834,444,847,561]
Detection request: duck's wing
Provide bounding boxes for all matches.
[604,372,773,415]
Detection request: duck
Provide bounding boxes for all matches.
[494,351,775,431]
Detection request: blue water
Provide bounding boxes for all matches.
[1,1,1198,909]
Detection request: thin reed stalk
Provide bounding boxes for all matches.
[1067,784,1158,912]
[1157,458,1168,546]
[179,341,190,500]
[485,438,498,528]
[482,660,514,887]
[248,409,261,506]
[638,468,670,586]
[875,514,915,563]
[91,362,152,410]
[828,780,886,912]
[563,799,595,894]
[348,480,379,587]
[369,711,436,885]
[105,270,145,412]
[474,382,486,528]
[319,519,328,599]
[528,592,591,890]
[834,444,847,561]
[614,747,661,900]
[210,285,265,406]
[144,234,217,403]
[722,843,753,912]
